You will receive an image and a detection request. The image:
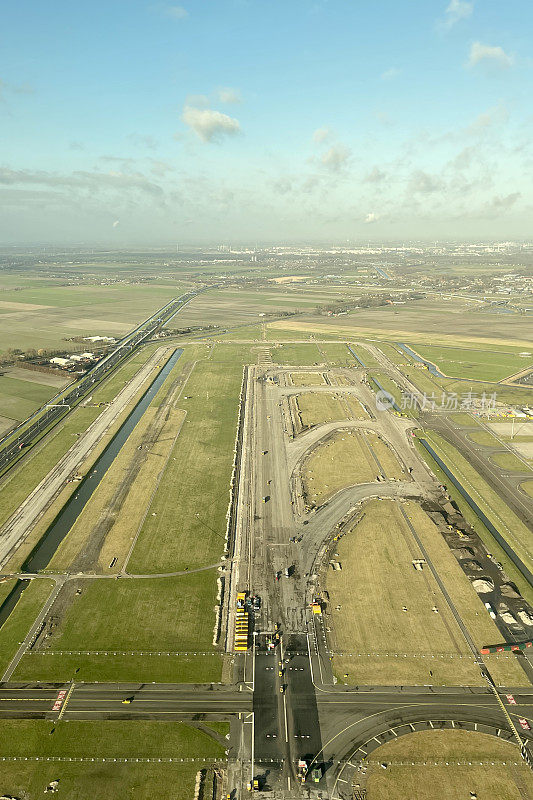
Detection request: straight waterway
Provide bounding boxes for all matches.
[0,347,183,629]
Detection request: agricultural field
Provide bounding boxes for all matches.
[302,429,404,507]
[412,344,532,382]
[0,373,68,431]
[0,280,186,356]
[0,720,226,800]
[292,297,533,347]
[364,730,531,800]
[326,500,525,686]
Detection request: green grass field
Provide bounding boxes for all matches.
[0,375,62,422]
[0,720,226,800]
[271,343,323,365]
[521,480,533,498]
[128,357,245,573]
[365,730,530,800]
[0,578,54,677]
[327,500,524,686]
[44,572,219,652]
[14,651,223,683]
[303,429,403,507]
[0,283,184,356]
[413,343,532,382]
[295,392,367,428]
[290,371,326,385]
[490,451,531,471]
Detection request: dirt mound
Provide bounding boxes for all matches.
[472,578,494,593]
[500,583,522,599]
[452,547,475,559]
[462,560,482,572]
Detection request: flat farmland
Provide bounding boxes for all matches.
[412,343,532,382]
[0,282,184,355]
[269,302,533,348]
[365,730,531,800]
[0,373,66,425]
[326,500,524,686]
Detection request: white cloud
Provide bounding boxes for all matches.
[408,170,442,194]
[217,87,242,104]
[321,144,350,172]
[381,68,400,81]
[313,126,331,143]
[182,105,241,142]
[364,212,379,224]
[467,42,513,69]
[467,103,508,133]
[185,93,209,108]
[442,0,473,29]
[364,167,387,183]
[165,5,188,20]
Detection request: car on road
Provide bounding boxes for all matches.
[252,595,261,610]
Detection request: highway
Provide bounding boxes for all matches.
[0,292,197,475]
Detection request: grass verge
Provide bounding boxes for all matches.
[364,730,529,800]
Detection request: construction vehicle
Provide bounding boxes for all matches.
[235,591,250,651]
[310,767,322,783]
[297,760,308,784]
[310,599,322,615]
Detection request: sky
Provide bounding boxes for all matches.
[1,0,532,244]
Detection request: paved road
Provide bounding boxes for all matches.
[0,683,252,719]
[0,345,174,570]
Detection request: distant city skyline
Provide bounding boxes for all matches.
[1,0,532,243]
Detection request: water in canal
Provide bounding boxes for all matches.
[0,348,183,627]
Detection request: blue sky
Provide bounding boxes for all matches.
[1,0,532,243]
